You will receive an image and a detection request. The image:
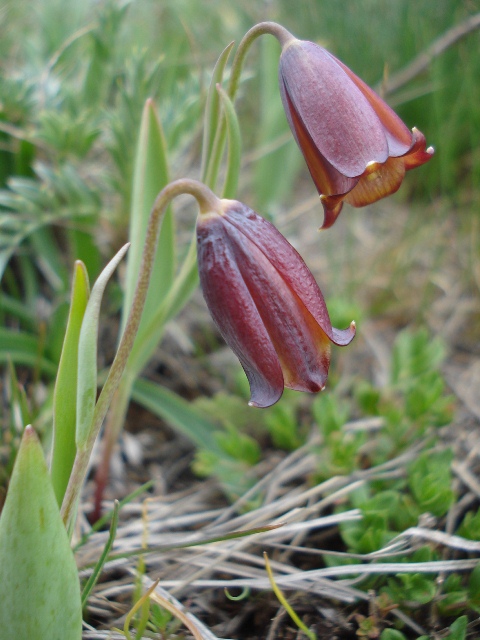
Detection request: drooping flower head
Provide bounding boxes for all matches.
[196,199,355,408]
[278,35,434,228]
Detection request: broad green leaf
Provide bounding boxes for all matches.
[0,327,57,376]
[201,41,235,182]
[121,98,173,337]
[131,377,220,453]
[0,426,82,639]
[76,243,129,449]
[218,85,242,199]
[445,615,468,640]
[51,261,90,506]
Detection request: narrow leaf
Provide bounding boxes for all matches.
[121,98,173,337]
[81,500,119,607]
[51,261,90,506]
[217,84,242,199]
[201,41,235,181]
[76,243,129,449]
[0,426,82,639]
[0,327,57,376]
[131,377,220,453]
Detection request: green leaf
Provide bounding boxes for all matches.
[131,377,220,453]
[201,41,235,183]
[408,449,455,517]
[217,84,242,199]
[121,98,173,337]
[445,615,468,640]
[76,244,129,449]
[468,564,480,609]
[0,327,57,376]
[81,500,119,607]
[0,426,82,639]
[380,631,407,640]
[51,261,90,506]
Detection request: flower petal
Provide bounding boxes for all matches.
[332,55,414,157]
[223,218,332,393]
[403,127,435,170]
[344,156,406,207]
[279,40,390,177]
[221,201,356,347]
[197,215,284,407]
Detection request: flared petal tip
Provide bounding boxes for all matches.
[246,372,284,408]
[404,127,435,170]
[248,391,283,409]
[331,320,356,346]
[319,195,344,229]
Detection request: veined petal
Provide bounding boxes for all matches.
[280,82,359,197]
[221,202,356,346]
[333,55,414,157]
[223,220,332,393]
[344,156,406,207]
[279,40,390,177]
[277,33,434,226]
[197,216,284,407]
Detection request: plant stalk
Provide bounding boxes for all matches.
[60,179,223,529]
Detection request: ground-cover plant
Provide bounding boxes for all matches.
[0,2,479,638]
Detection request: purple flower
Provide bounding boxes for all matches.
[197,199,355,407]
[278,38,434,228]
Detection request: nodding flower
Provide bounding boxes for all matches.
[278,36,434,228]
[196,199,355,408]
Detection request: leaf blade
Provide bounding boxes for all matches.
[0,426,82,640]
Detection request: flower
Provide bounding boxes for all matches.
[196,199,355,408]
[278,37,434,228]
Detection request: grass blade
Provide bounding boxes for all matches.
[76,243,129,450]
[201,41,235,182]
[131,377,220,453]
[217,84,242,199]
[81,499,119,607]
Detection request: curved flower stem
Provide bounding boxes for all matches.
[228,22,293,102]
[205,21,293,192]
[61,179,222,529]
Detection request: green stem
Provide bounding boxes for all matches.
[228,22,293,102]
[60,179,223,529]
[91,375,133,523]
[205,21,293,192]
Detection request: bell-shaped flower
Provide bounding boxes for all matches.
[196,199,355,408]
[278,37,434,228]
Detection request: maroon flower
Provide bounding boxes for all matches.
[278,37,434,228]
[196,200,355,408]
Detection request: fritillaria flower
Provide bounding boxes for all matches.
[278,36,434,228]
[196,199,355,408]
